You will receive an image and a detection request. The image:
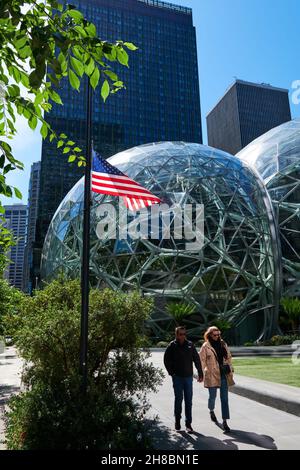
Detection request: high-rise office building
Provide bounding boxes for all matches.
[35,0,202,278]
[4,204,27,290]
[207,79,291,155]
[23,161,41,293]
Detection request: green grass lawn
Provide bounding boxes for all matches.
[232,357,300,388]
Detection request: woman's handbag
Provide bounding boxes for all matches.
[220,364,231,375]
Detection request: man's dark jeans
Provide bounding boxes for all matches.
[172,375,193,425]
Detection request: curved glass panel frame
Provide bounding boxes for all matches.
[42,142,279,341]
[238,119,300,296]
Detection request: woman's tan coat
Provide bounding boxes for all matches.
[199,340,235,388]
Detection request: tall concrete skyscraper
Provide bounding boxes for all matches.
[35,0,202,277]
[23,161,41,293]
[4,204,27,290]
[207,80,291,155]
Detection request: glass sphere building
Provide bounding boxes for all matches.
[237,119,300,296]
[42,142,280,343]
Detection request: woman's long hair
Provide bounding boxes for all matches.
[204,326,228,359]
[204,326,220,342]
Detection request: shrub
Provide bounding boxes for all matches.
[280,297,300,331]
[156,341,169,348]
[166,302,195,325]
[5,279,163,450]
[0,335,4,354]
[262,334,300,346]
[211,316,232,333]
[0,279,26,337]
[137,335,155,348]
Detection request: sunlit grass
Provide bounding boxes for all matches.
[233,357,300,388]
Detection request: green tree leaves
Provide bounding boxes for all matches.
[28,115,38,130]
[101,80,110,102]
[117,48,129,67]
[40,122,48,139]
[68,69,80,90]
[70,56,84,77]
[124,42,138,51]
[14,187,22,199]
[85,57,95,76]
[103,70,118,82]
[90,67,100,90]
[85,22,97,38]
[49,90,63,105]
[66,9,84,22]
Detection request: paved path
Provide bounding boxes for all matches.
[147,352,300,450]
[1,348,300,450]
[0,347,23,450]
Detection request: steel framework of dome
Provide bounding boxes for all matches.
[41,142,280,342]
[237,119,300,296]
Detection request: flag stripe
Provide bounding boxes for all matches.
[91,150,162,211]
[91,185,160,201]
[92,171,137,182]
[123,196,153,211]
[92,177,144,190]
[92,172,144,187]
[91,179,156,196]
[125,197,133,211]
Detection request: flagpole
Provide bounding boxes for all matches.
[80,77,93,393]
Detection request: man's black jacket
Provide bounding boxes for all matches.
[163,339,203,378]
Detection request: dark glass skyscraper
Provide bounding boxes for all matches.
[35,0,202,276]
[4,204,27,290]
[207,80,291,155]
[23,161,41,293]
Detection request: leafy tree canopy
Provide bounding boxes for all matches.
[0,277,26,336]
[0,223,15,273]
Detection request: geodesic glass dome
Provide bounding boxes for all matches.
[41,142,279,342]
[237,119,300,296]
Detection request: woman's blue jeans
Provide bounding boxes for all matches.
[172,375,193,425]
[208,372,230,420]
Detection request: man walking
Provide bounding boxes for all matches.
[164,326,203,433]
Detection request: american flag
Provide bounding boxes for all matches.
[91,150,162,211]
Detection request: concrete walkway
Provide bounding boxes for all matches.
[147,352,300,450]
[1,348,300,450]
[0,347,23,450]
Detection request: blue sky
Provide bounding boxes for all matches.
[2,0,300,205]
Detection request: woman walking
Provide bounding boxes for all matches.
[199,326,235,432]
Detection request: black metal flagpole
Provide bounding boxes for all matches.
[80,78,93,393]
